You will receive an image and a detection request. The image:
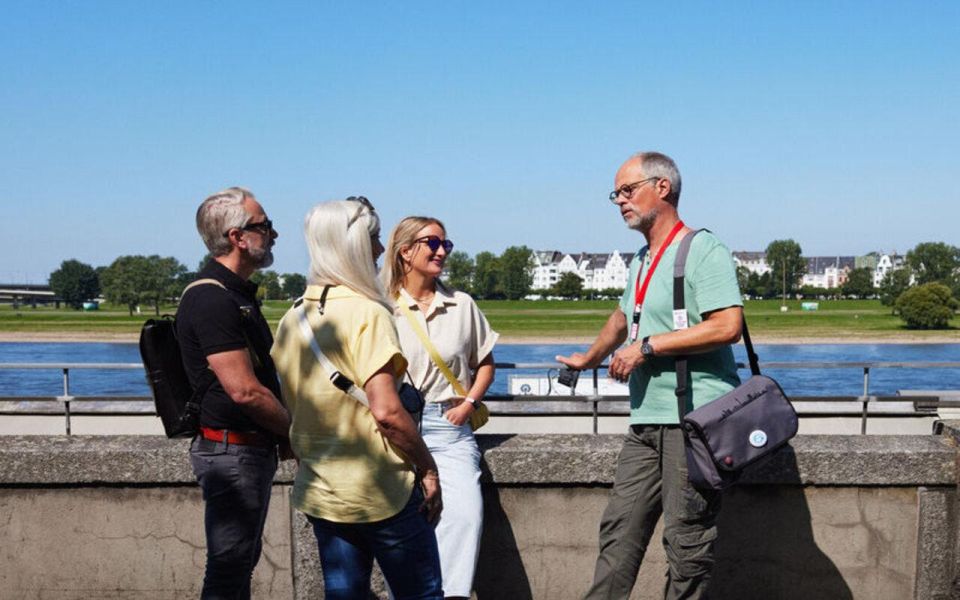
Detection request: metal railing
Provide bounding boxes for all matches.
[2,361,960,435]
[0,363,143,435]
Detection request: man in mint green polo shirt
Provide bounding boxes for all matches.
[558,151,743,600]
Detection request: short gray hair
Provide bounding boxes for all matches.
[196,187,254,256]
[632,151,682,205]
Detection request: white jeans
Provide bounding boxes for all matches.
[421,401,483,597]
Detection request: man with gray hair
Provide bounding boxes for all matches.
[176,187,291,599]
[558,152,743,599]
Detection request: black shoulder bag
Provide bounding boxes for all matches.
[673,230,798,490]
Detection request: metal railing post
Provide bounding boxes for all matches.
[62,368,72,436]
[860,367,870,435]
[592,368,600,435]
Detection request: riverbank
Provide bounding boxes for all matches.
[1,331,957,345]
[2,299,957,345]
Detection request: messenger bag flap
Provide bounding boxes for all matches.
[681,374,798,472]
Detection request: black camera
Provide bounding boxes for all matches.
[557,367,580,389]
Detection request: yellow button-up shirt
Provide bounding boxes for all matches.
[272,285,414,523]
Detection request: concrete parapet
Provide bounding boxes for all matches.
[0,432,958,599]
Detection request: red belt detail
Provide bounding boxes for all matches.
[200,427,273,447]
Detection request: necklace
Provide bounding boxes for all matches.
[406,289,435,304]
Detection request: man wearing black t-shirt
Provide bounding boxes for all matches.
[177,186,290,599]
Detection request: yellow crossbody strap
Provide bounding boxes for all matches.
[398,301,469,397]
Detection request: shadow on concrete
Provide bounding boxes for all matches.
[475,459,532,600]
[711,447,853,599]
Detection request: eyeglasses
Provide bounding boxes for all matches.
[414,236,454,254]
[223,218,274,237]
[346,196,375,228]
[608,177,660,203]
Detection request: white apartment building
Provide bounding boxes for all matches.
[531,250,635,291]
[702,250,908,289]
[873,253,908,286]
[732,251,771,275]
[801,256,857,289]
[533,249,910,292]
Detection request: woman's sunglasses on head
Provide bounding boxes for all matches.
[346,196,375,228]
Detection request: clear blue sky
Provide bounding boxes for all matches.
[3,1,958,283]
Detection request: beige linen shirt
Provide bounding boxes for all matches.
[394,285,499,403]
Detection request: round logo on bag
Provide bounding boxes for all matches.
[749,430,768,448]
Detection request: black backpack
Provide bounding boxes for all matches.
[139,279,223,438]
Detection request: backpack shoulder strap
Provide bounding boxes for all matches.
[182,278,225,296]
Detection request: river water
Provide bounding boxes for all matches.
[1,342,960,398]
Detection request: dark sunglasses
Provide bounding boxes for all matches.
[346,196,375,228]
[414,235,454,254]
[224,218,274,237]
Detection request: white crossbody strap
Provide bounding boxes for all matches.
[295,302,369,407]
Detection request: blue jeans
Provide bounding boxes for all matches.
[189,437,278,600]
[421,402,483,597]
[308,487,443,600]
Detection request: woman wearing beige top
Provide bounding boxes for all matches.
[381,216,498,599]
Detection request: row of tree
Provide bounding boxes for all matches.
[444,247,536,300]
[745,240,960,303]
[49,257,189,315]
[45,240,960,328]
[755,239,960,329]
[48,256,311,314]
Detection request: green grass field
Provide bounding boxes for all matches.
[477,298,958,340]
[0,298,956,340]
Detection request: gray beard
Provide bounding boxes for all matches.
[627,207,659,235]
[249,246,274,269]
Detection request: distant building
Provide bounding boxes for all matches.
[532,251,565,290]
[531,251,634,291]
[802,256,857,289]
[533,248,911,292]
[873,252,909,287]
[732,251,771,275]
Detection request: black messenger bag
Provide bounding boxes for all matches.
[672,231,798,491]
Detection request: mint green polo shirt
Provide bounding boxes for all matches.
[618,231,743,424]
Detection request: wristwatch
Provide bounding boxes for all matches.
[464,396,480,409]
[640,336,655,359]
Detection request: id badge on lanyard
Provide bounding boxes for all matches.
[629,220,685,344]
[629,304,642,343]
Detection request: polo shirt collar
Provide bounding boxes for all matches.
[200,260,259,300]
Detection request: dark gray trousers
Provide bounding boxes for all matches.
[584,425,721,600]
[190,437,278,600]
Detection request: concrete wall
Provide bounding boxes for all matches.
[1,429,959,599]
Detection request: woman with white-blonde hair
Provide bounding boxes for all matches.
[382,215,498,600]
[271,197,443,599]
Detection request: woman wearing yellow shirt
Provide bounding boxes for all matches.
[271,198,443,599]
[381,216,498,599]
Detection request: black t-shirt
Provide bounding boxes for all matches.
[175,260,282,433]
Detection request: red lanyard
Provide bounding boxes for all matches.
[629,220,685,342]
